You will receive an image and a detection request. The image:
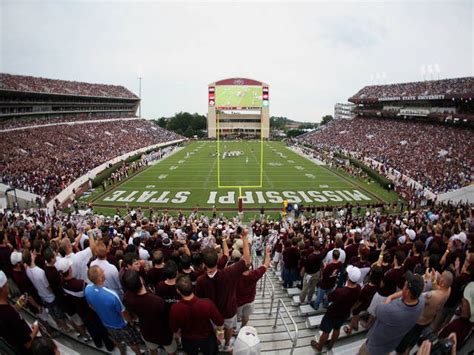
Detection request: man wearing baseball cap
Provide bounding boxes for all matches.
[311,265,361,351]
[0,270,39,353]
[359,271,425,355]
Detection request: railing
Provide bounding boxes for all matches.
[273,299,299,355]
[260,272,275,315]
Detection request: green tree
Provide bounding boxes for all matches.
[286,129,306,138]
[321,115,334,125]
[156,117,167,128]
[183,126,194,137]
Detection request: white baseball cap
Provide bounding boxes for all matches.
[398,235,406,244]
[452,232,467,244]
[347,265,361,283]
[56,258,72,273]
[0,270,7,287]
[406,229,416,241]
[10,251,23,265]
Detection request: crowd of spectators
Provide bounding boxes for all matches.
[0,120,183,200]
[350,77,474,102]
[1,73,138,99]
[0,113,136,130]
[297,118,473,194]
[0,200,472,354]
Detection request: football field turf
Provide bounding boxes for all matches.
[90,141,397,215]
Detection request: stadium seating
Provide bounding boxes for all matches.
[0,118,183,199]
[0,113,135,130]
[297,117,473,194]
[350,77,474,102]
[1,73,137,99]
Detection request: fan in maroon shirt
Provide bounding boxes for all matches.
[195,229,251,349]
[344,266,383,335]
[171,275,224,355]
[145,250,165,290]
[311,265,361,352]
[123,269,175,355]
[236,246,270,327]
[0,270,39,354]
[155,260,181,305]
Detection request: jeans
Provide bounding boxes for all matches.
[312,287,330,309]
[282,266,298,288]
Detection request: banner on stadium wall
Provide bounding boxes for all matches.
[378,94,445,102]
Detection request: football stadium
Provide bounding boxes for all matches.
[1,2,473,355]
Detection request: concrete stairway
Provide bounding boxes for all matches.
[250,268,368,354]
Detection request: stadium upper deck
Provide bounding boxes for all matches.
[0,73,140,120]
[349,77,474,103]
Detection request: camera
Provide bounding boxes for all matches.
[418,327,454,355]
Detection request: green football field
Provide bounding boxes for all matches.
[89,141,398,218]
[215,85,262,108]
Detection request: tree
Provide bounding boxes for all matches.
[183,126,194,137]
[321,115,334,125]
[156,117,167,128]
[286,129,306,138]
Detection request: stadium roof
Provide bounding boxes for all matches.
[210,78,268,86]
[0,73,138,100]
[349,76,474,103]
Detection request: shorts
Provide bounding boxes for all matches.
[319,314,345,333]
[44,300,66,320]
[367,292,387,316]
[224,315,237,329]
[68,313,84,326]
[106,323,142,346]
[145,338,177,353]
[237,302,255,317]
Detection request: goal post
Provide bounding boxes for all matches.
[216,110,264,192]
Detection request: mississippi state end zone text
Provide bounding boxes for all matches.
[103,189,371,205]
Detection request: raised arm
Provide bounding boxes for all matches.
[242,228,251,266]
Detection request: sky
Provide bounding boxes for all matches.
[1,0,473,122]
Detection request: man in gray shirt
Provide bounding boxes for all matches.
[359,271,425,355]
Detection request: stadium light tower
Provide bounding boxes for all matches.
[434,64,441,80]
[138,76,142,118]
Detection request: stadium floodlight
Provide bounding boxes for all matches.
[381,72,387,84]
[138,76,142,118]
[421,65,426,81]
[427,65,433,80]
[434,64,441,80]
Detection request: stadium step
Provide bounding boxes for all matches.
[305,314,325,329]
[298,304,319,316]
[286,287,301,296]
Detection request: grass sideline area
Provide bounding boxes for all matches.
[86,141,399,218]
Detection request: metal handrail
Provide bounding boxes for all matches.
[273,299,299,355]
[260,271,275,315]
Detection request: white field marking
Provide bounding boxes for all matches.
[158,175,168,179]
[305,173,316,179]
[319,184,329,188]
[178,160,185,164]
[287,160,294,163]
[268,162,283,167]
[169,165,178,170]
[295,166,304,170]
[146,185,156,188]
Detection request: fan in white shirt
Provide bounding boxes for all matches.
[90,241,123,298]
